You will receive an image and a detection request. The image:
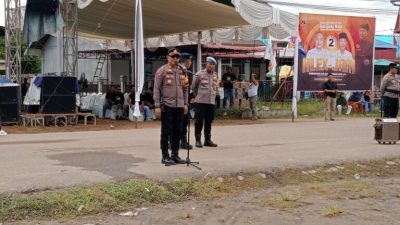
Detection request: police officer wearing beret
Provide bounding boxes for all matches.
[154,48,188,165]
[380,63,400,118]
[179,53,194,150]
[191,57,218,148]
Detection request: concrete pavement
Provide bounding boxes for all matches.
[1,118,399,194]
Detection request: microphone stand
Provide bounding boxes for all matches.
[181,65,201,170]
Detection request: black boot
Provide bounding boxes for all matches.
[204,135,218,147]
[195,134,203,148]
[161,151,175,165]
[180,135,193,150]
[171,150,186,164]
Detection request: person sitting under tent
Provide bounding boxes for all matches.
[363,90,374,113]
[348,92,364,113]
[139,87,155,121]
[336,92,352,115]
[103,86,115,118]
[112,86,125,120]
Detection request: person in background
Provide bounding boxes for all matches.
[323,74,338,121]
[139,87,155,121]
[179,53,194,150]
[348,92,364,113]
[248,73,259,120]
[112,86,125,120]
[234,74,248,108]
[336,92,352,115]
[222,66,236,108]
[380,63,400,118]
[363,90,374,113]
[103,85,115,118]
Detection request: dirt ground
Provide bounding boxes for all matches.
[9,174,400,225]
[3,118,312,134]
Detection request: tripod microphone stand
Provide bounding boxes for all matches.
[183,69,201,170]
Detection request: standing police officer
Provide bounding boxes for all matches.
[179,53,194,150]
[380,63,400,118]
[191,57,218,148]
[154,48,188,165]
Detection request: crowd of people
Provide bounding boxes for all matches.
[323,62,399,121]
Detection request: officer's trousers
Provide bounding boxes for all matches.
[195,103,215,139]
[161,106,184,154]
[383,96,399,118]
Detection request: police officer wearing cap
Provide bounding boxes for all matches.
[154,48,188,165]
[191,56,218,148]
[179,53,194,150]
[380,63,400,118]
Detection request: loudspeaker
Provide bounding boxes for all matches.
[0,86,20,123]
[41,76,77,96]
[40,76,77,114]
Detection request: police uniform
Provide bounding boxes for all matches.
[380,63,400,118]
[153,48,188,165]
[179,53,193,150]
[191,57,218,148]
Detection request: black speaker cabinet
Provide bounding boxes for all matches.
[40,76,77,114]
[0,86,20,123]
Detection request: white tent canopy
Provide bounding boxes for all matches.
[231,0,298,39]
[74,0,297,49]
[77,0,250,39]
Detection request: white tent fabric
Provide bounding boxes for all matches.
[133,0,144,118]
[76,0,249,39]
[231,0,298,38]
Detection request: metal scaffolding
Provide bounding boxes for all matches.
[4,0,21,82]
[62,0,78,77]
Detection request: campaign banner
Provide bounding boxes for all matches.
[297,13,375,91]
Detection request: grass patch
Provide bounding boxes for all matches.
[1,158,400,221]
[322,206,346,217]
[261,191,311,211]
[304,181,378,200]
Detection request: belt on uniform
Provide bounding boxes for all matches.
[385,88,400,94]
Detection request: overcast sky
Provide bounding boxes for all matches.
[0,0,397,35]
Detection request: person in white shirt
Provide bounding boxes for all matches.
[248,73,259,120]
[306,32,329,69]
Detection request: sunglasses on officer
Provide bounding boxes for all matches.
[169,54,180,59]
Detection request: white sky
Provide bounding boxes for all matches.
[0,0,397,35]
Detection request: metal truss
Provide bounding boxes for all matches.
[62,0,78,76]
[4,0,21,82]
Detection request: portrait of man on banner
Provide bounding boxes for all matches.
[297,13,375,91]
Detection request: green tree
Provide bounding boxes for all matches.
[0,31,41,74]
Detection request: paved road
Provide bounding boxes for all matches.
[1,118,399,194]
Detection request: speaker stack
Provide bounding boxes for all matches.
[40,76,77,113]
[0,86,21,123]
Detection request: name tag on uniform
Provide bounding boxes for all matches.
[201,79,209,84]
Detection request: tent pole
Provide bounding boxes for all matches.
[291,36,299,122]
[197,32,202,72]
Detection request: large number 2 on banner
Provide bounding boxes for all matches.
[327,36,336,49]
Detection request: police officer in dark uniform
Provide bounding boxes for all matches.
[154,48,188,165]
[179,53,194,150]
[191,57,218,148]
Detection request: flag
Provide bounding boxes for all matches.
[257,34,270,47]
[298,37,306,58]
